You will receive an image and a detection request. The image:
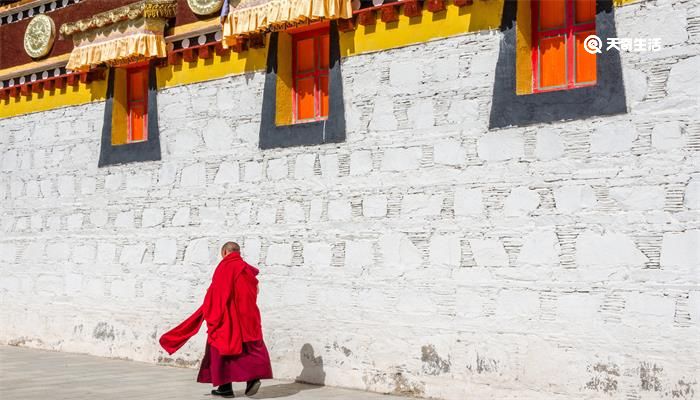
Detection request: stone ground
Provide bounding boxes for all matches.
[0,346,414,400]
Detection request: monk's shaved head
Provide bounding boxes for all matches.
[221,242,240,257]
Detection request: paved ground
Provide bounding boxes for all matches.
[0,345,413,400]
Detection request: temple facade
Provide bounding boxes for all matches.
[1,0,698,398]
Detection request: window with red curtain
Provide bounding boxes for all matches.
[532,0,596,92]
[127,66,149,143]
[292,27,330,123]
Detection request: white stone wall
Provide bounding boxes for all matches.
[1,1,699,398]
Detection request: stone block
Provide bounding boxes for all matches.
[266,243,293,265]
[576,231,647,268]
[381,148,421,171]
[590,120,637,154]
[660,230,700,268]
[454,187,483,216]
[267,158,288,180]
[142,208,164,228]
[328,199,352,221]
[503,187,540,216]
[477,132,524,161]
[181,163,206,187]
[363,194,388,217]
[154,238,177,265]
[349,151,373,176]
[429,234,461,267]
[470,239,509,267]
[119,244,146,265]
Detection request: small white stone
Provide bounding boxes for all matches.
[295,154,316,179]
[685,177,700,209]
[345,240,374,268]
[363,194,387,217]
[184,238,212,265]
[477,132,524,161]
[214,162,240,185]
[401,193,443,217]
[66,213,83,230]
[517,230,560,265]
[267,158,288,180]
[554,185,597,213]
[609,186,665,211]
[142,208,164,228]
[114,211,134,229]
[243,161,263,182]
[408,98,435,129]
[284,201,305,223]
[90,209,109,228]
[203,118,234,150]
[590,120,637,154]
[171,207,191,226]
[660,230,700,268]
[303,242,332,268]
[454,187,483,216]
[349,151,372,176]
[576,231,647,268]
[266,243,293,265]
[434,140,465,166]
[119,244,146,265]
[470,239,509,267]
[651,121,683,150]
[667,56,700,99]
[503,187,540,216]
[535,128,565,160]
[381,147,421,171]
[154,238,177,265]
[181,163,206,187]
[328,199,352,221]
[429,234,461,267]
[369,97,397,131]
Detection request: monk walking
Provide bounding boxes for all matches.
[159,242,273,398]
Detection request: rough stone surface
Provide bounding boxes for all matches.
[1,5,699,400]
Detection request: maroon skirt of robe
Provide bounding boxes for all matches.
[197,340,273,386]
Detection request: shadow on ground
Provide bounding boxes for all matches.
[248,382,322,399]
[245,343,326,399]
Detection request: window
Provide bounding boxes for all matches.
[292,27,330,123]
[532,0,596,92]
[126,66,149,142]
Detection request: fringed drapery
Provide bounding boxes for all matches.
[222,0,352,43]
[66,33,166,71]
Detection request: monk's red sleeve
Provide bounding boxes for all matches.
[158,306,205,355]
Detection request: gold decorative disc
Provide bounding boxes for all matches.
[187,0,223,15]
[24,14,56,59]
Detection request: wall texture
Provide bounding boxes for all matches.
[1,0,699,399]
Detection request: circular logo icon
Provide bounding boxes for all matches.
[24,14,56,59]
[187,0,223,15]
[583,34,603,54]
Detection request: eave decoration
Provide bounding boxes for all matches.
[60,0,177,71]
[24,14,56,59]
[221,0,352,47]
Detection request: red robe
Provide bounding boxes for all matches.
[159,252,263,356]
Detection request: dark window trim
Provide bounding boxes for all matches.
[259,20,346,150]
[488,0,627,129]
[98,62,161,167]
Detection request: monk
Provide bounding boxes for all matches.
[159,242,273,398]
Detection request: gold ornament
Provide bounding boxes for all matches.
[24,14,56,59]
[187,0,223,15]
